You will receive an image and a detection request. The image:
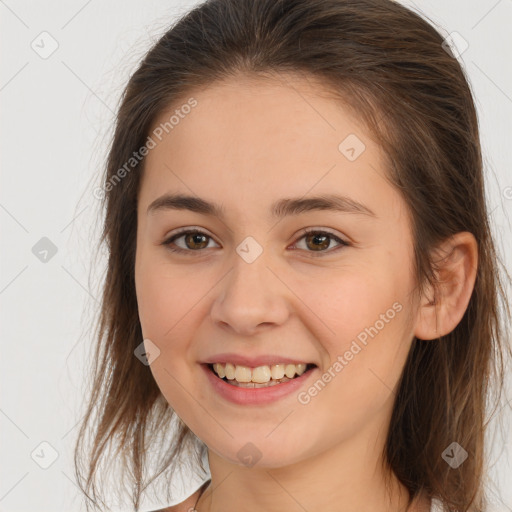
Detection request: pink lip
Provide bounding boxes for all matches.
[202,353,314,368]
[201,363,317,405]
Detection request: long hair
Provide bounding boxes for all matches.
[74,0,512,510]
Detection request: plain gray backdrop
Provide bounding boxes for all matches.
[1,0,511,510]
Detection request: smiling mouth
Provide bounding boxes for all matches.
[207,362,317,388]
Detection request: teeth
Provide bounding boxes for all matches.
[212,362,308,383]
[252,365,272,383]
[234,365,252,383]
[271,364,286,380]
[224,363,236,380]
[285,364,298,379]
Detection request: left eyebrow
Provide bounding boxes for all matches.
[147,193,377,219]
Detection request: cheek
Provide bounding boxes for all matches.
[136,274,177,338]
[305,267,407,350]
[135,255,211,364]
[135,252,202,340]
[135,244,415,438]
[135,265,204,419]
[135,262,199,390]
[301,266,412,412]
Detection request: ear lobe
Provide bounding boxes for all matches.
[413,232,478,341]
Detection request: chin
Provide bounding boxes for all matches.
[206,436,311,470]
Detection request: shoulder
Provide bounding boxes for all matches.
[148,485,204,512]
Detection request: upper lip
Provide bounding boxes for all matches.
[202,353,316,368]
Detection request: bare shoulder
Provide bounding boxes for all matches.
[149,485,203,512]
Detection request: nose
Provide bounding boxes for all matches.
[210,248,291,336]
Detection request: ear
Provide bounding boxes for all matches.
[413,232,478,341]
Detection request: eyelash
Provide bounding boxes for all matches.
[161,227,350,257]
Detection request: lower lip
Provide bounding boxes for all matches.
[201,364,317,405]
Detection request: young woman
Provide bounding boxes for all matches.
[74,1,512,511]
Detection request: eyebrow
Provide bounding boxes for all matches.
[147,192,376,219]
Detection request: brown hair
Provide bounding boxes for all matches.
[74,0,512,510]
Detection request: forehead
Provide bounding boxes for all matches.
[138,72,401,223]
[149,72,370,150]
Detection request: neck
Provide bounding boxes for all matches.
[196,420,428,512]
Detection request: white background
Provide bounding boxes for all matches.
[1,0,511,510]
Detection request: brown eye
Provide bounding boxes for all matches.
[293,229,349,256]
[183,232,209,250]
[304,232,330,251]
[162,228,349,257]
[162,229,218,254]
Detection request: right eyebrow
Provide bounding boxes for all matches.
[147,192,377,219]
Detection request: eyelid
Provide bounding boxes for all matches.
[162,226,220,250]
[291,227,349,255]
[161,226,350,255]
[164,225,215,240]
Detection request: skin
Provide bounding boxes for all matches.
[134,72,478,512]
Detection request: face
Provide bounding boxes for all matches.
[135,73,420,469]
